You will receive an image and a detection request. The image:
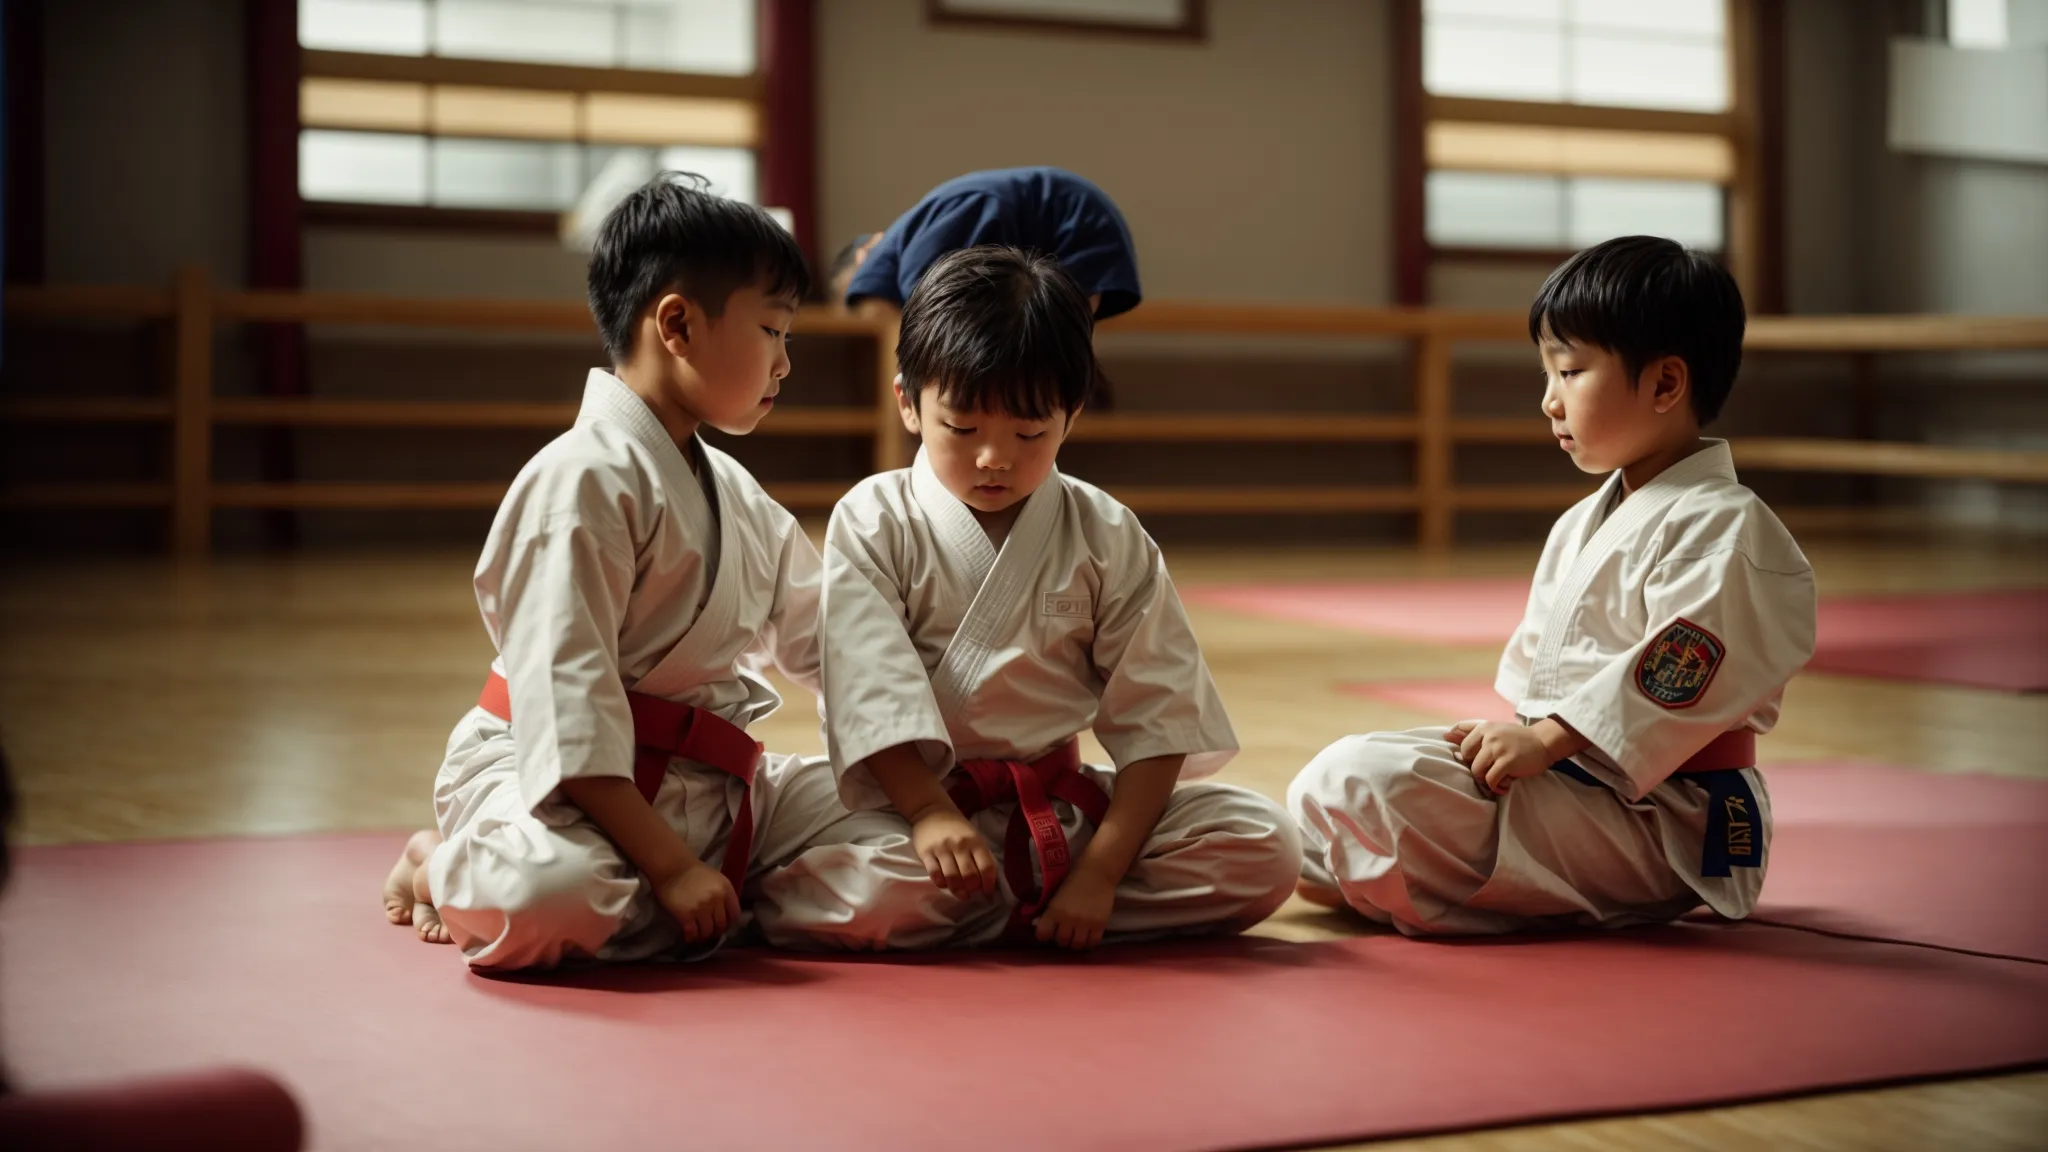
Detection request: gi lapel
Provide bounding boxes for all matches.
[913,449,1064,723]
[1528,442,1736,700]
[632,441,743,700]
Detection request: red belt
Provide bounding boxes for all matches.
[947,739,1110,943]
[478,671,761,895]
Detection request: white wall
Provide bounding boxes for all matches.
[1909,158,2048,314]
[817,0,1392,305]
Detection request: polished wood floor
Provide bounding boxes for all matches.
[3,530,2044,1149]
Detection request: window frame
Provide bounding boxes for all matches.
[1393,0,1784,312]
[294,19,768,234]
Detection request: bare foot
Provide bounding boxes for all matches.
[412,856,451,945]
[383,829,441,927]
[1295,878,1347,910]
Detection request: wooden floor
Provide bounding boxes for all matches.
[2,530,2044,1150]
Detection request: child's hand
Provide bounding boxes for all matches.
[909,808,1000,898]
[1036,867,1116,950]
[656,862,741,944]
[1446,720,1556,796]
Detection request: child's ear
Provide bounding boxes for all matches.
[1647,355,1690,415]
[894,374,921,434]
[655,293,692,356]
[1061,404,1084,440]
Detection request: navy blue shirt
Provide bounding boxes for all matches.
[845,167,1141,319]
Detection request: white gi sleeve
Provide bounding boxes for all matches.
[819,493,953,810]
[484,473,641,813]
[1089,516,1238,780]
[1549,516,1816,799]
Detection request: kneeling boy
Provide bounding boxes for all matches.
[381,174,868,969]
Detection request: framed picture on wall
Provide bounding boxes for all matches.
[926,0,1207,41]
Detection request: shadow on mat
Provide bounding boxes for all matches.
[464,932,1362,1001]
[1427,918,2048,984]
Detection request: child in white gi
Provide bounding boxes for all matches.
[1290,235,1817,935]
[759,246,1300,951]
[379,174,873,970]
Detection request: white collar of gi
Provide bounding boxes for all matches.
[909,446,1061,584]
[1581,437,1737,546]
[1625,437,1737,495]
[580,367,706,478]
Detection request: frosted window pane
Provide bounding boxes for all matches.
[1426,24,1565,101]
[1567,177,1722,248]
[298,0,428,54]
[1427,171,1566,248]
[656,146,757,205]
[1425,0,1563,22]
[621,0,755,75]
[1569,0,1722,39]
[1571,35,1727,111]
[300,130,428,204]
[434,0,617,67]
[1948,0,2009,47]
[432,138,585,210]
[304,0,756,74]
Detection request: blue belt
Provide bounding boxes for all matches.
[1548,758,1762,878]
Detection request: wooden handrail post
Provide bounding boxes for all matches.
[1415,329,1454,552]
[870,320,907,474]
[171,265,214,556]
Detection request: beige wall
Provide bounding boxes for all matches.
[818,0,1392,305]
[304,229,588,300]
[15,0,2045,548]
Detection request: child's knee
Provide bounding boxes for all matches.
[755,832,962,951]
[430,830,634,969]
[1210,786,1304,879]
[1289,731,1425,818]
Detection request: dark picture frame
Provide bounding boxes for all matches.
[926,0,1206,42]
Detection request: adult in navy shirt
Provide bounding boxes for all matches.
[833,167,1140,320]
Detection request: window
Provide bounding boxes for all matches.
[1946,0,2008,48]
[1402,0,1774,305]
[296,0,761,220]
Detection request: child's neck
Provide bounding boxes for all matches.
[1619,435,1709,496]
[614,360,703,465]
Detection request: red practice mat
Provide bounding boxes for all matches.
[1805,589,2048,692]
[1751,762,2048,963]
[1193,581,2048,692]
[6,777,2047,1152]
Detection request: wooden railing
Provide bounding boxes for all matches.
[5,267,2046,555]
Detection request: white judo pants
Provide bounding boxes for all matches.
[425,709,901,971]
[752,762,1303,950]
[1287,726,1770,936]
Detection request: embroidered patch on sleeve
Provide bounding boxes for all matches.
[1635,617,1725,709]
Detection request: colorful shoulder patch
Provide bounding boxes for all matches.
[1636,618,1725,709]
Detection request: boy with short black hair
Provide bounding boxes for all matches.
[760,245,1299,951]
[1290,235,1817,935]
[381,173,871,970]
